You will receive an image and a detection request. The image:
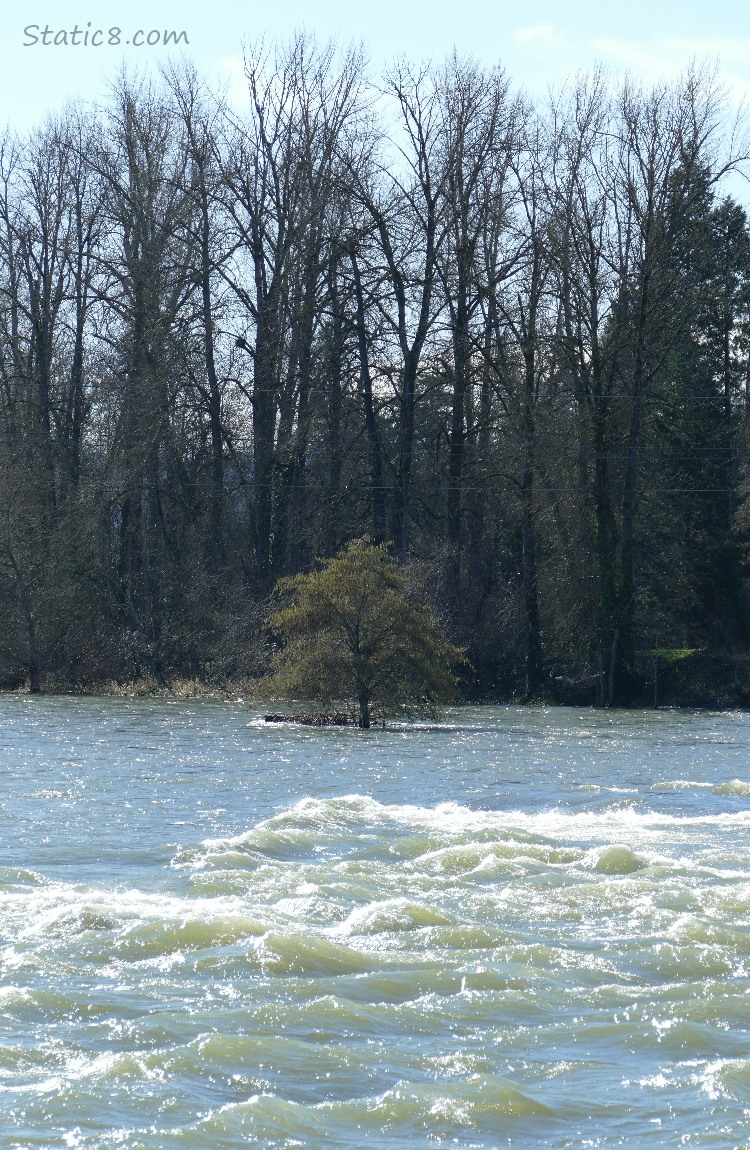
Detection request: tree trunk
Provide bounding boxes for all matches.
[350,247,386,543]
[325,264,344,555]
[358,688,371,729]
[8,548,41,693]
[252,298,280,589]
[446,275,469,607]
[521,423,542,696]
[198,170,225,564]
[392,352,419,557]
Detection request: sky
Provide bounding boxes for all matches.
[0,4,744,658]
[2,2,749,140]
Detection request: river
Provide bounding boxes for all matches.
[1,697,749,1147]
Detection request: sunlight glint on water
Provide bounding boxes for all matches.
[1,698,750,1148]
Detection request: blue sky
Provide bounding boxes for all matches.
[3,0,749,127]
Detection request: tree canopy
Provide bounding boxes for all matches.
[1,47,749,708]
[262,539,466,726]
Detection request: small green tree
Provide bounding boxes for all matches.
[261,538,466,727]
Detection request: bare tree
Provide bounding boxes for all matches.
[345,62,447,556]
[436,57,519,607]
[92,74,198,683]
[220,35,365,584]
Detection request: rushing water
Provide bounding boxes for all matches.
[1,697,750,1148]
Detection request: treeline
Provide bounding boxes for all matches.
[1,39,750,704]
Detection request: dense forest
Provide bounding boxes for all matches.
[1,39,750,706]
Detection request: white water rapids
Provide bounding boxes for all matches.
[1,699,749,1147]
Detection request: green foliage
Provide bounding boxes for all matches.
[261,539,467,727]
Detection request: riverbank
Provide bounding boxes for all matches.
[4,649,750,711]
[547,649,750,710]
[0,676,258,700]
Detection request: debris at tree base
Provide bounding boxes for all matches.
[264,712,358,726]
